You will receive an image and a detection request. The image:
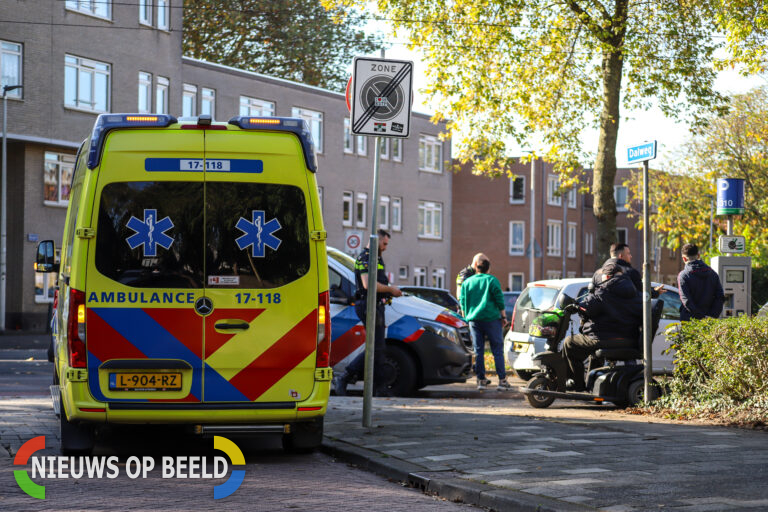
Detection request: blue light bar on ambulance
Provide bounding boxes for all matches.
[87,113,177,169]
[227,116,318,173]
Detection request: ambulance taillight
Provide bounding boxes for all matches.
[67,289,87,368]
[316,291,331,367]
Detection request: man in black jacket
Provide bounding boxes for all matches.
[591,243,665,297]
[678,243,725,321]
[564,262,643,391]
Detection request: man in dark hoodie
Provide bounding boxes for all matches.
[677,243,725,321]
[591,243,665,297]
[563,262,643,391]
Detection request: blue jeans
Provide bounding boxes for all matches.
[470,319,506,380]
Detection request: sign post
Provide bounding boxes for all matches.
[351,56,413,427]
[627,140,657,403]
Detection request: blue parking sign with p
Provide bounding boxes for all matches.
[716,178,745,216]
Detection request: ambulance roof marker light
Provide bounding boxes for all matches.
[227,116,318,173]
[87,113,176,169]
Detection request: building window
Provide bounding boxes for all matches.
[356,134,367,156]
[139,0,152,25]
[342,191,353,227]
[398,266,408,280]
[379,139,390,159]
[137,72,152,113]
[585,232,594,255]
[64,55,110,112]
[182,83,197,117]
[547,220,562,256]
[509,221,525,256]
[65,0,110,19]
[343,118,353,153]
[508,272,524,292]
[432,268,446,289]
[414,266,427,286]
[669,247,676,259]
[614,185,629,212]
[418,201,443,239]
[419,135,442,173]
[510,176,525,204]
[392,139,403,162]
[568,222,577,258]
[391,197,402,232]
[317,186,324,213]
[44,152,75,206]
[292,107,323,154]
[1,41,22,97]
[546,270,562,280]
[378,196,390,229]
[155,76,168,114]
[567,271,576,278]
[547,175,562,206]
[355,192,367,228]
[201,87,215,116]
[35,249,60,303]
[617,227,628,245]
[568,188,577,208]
[157,0,170,30]
[242,96,274,117]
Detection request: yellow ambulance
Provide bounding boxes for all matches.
[36,114,331,454]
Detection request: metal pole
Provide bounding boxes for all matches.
[1,90,8,331]
[362,135,382,428]
[709,196,714,254]
[562,186,567,277]
[528,157,536,283]
[642,160,653,401]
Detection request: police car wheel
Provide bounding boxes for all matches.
[381,345,417,397]
[59,398,95,455]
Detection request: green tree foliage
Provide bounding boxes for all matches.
[183,0,381,91]
[716,0,768,74]
[323,0,726,259]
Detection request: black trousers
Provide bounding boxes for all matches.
[562,334,635,390]
[346,302,387,387]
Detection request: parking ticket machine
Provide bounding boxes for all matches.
[711,256,752,317]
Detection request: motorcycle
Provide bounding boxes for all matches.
[520,293,664,409]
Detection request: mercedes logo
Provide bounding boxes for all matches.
[195,296,213,316]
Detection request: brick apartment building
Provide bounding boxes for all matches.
[451,160,684,293]
[0,0,452,329]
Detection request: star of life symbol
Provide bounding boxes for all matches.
[235,210,282,258]
[126,209,174,257]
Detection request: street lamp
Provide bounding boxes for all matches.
[2,84,22,331]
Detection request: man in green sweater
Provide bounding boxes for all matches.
[459,253,511,391]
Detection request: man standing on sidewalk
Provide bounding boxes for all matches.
[459,253,510,391]
[678,243,725,321]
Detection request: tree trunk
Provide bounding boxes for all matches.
[592,47,624,263]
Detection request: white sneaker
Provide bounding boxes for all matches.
[477,378,491,390]
[497,378,512,391]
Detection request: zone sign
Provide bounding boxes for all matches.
[351,57,413,138]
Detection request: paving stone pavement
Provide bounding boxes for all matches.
[322,388,768,512]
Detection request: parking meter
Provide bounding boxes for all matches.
[711,256,752,317]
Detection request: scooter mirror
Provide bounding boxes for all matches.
[556,293,575,309]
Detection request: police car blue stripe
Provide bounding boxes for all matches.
[331,305,360,342]
[385,315,423,341]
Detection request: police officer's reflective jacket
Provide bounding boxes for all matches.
[354,247,389,303]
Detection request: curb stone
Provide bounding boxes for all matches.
[321,438,596,511]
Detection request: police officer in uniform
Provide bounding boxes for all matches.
[334,229,402,396]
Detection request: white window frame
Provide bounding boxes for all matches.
[508,272,524,292]
[356,134,367,156]
[547,220,562,256]
[584,232,594,255]
[392,138,403,162]
[342,191,353,227]
[242,96,275,117]
[568,188,577,208]
[509,221,525,256]
[65,0,111,20]
[292,107,323,154]
[546,270,562,280]
[398,266,408,280]
[139,0,152,26]
[391,197,402,232]
[378,195,390,230]
[1,41,23,98]
[418,201,443,240]
[418,134,442,173]
[509,175,525,204]
[155,76,169,114]
[201,87,215,117]
[547,175,562,206]
[44,152,75,207]
[617,227,628,245]
[355,192,367,228]
[137,71,152,113]
[182,83,197,117]
[157,0,170,31]
[343,118,353,154]
[432,268,446,289]
[567,271,577,278]
[567,222,577,258]
[64,54,110,113]
[379,138,390,160]
[414,266,427,286]
[614,185,629,212]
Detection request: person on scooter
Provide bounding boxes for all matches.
[563,262,643,392]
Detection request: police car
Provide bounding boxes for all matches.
[328,247,472,395]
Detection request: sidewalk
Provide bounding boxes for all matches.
[321,379,768,512]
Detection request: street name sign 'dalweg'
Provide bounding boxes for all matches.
[626,141,657,165]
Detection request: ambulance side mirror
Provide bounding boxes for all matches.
[329,284,350,305]
[35,240,59,273]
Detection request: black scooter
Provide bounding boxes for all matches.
[520,293,663,409]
